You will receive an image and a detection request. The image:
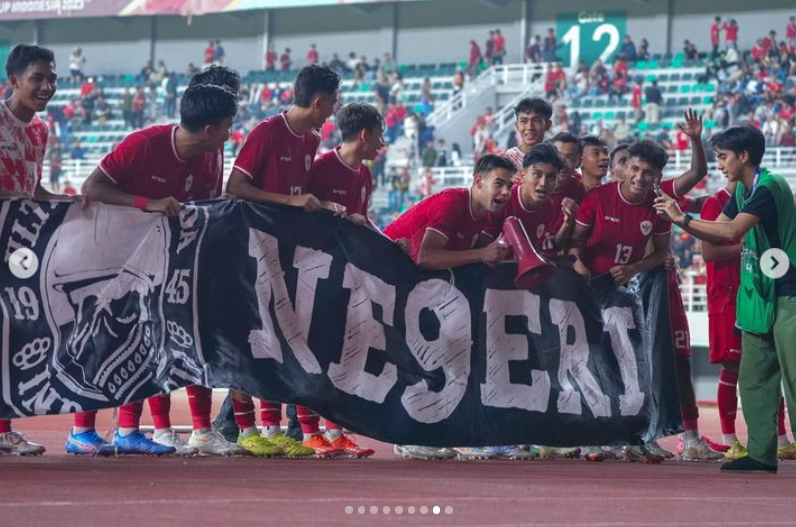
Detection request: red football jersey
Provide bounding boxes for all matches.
[100,125,223,201]
[308,148,372,216]
[482,184,563,257]
[0,102,48,195]
[701,187,740,314]
[503,146,526,171]
[788,22,796,40]
[576,182,671,276]
[233,112,320,197]
[383,188,486,263]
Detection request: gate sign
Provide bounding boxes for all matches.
[556,11,627,67]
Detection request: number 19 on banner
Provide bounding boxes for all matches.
[556,11,626,68]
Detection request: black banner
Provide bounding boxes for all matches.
[0,198,682,446]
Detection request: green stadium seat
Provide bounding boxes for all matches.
[680,84,691,93]
[604,111,616,120]
[636,60,648,69]
[662,121,674,130]
[636,122,648,131]
[703,96,714,104]
[705,120,717,129]
[592,111,603,120]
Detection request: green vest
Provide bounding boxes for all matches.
[736,168,796,334]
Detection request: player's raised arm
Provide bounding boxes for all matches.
[672,109,708,196]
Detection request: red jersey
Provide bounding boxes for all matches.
[575,182,671,277]
[710,23,721,46]
[266,50,277,69]
[308,148,372,215]
[307,49,319,64]
[233,112,320,196]
[384,188,487,263]
[99,125,223,201]
[203,47,215,64]
[788,22,796,40]
[631,85,642,108]
[482,184,563,257]
[0,102,48,195]
[701,187,740,314]
[723,22,738,42]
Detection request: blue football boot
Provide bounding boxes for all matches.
[112,430,176,455]
[66,428,116,456]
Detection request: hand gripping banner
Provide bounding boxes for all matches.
[0,198,683,446]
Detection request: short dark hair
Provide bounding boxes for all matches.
[336,102,384,142]
[514,97,552,120]
[551,132,583,156]
[710,125,766,167]
[609,143,630,166]
[180,84,238,133]
[188,65,241,93]
[5,44,55,78]
[473,154,515,178]
[628,139,669,170]
[294,64,341,107]
[523,143,564,172]
[581,135,608,151]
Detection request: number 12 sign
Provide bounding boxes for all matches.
[556,11,627,67]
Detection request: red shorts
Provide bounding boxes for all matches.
[708,307,742,364]
[668,273,691,357]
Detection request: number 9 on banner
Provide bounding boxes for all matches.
[556,11,626,68]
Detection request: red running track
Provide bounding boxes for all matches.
[1,391,794,527]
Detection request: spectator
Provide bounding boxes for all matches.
[420,78,434,116]
[213,40,225,65]
[397,167,410,210]
[526,35,542,63]
[421,139,437,168]
[420,167,435,197]
[203,40,215,68]
[543,28,557,62]
[69,47,85,84]
[787,16,796,49]
[467,40,483,78]
[132,86,146,128]
[644,79,663,124]
[307,43,318,66]
[711,16,722,58]
[186,63,200,77]
[265,43,277,70]
[485,30,495,66]
[69,141,85,160]
[436,139,448,167]
[570,110,583,135]
[280,48,292,71]
[372,147,387,187]
[723,19,739,50]
[569,62,589,100]
[453,69,465,93]
[631,77,643,123]
[328,52,345,74]
[62,179,77,196]
[165,72,178,119]
[383,52,397,76]
[139,60,154,85]
[95,94,111,125]
[780,123,796,147]
[387,167,400,211]
[638,38,651,61]
[385,101,407,144]
[374,75,391,116]
[614,116,631,142]
[684,39,699,60]
[120,87,133,128]
[620,35,637,62]
[493,29,506,65]
[450,142,462,166]
[49,146,62,192]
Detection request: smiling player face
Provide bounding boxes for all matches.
[11,60,57,114]
[515,111,550,150]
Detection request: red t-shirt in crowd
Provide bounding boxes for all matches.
[701,187,740,314]
[0,102,48,195]
[711,23,721,46]
[575,181,671,277]
[307,49,319,64]
[788,22,796,40]
[383,188,487,263]
[482,184,564,257]
[233,112,320,196]
[308,148,372,216]
[615,60,629,78]
[99,125,223,201]
[266,50,277,69]
[631,85,642,108]
[203,46,215,64]
[723,22,738,42]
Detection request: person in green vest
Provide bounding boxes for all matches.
[654,124,796,473]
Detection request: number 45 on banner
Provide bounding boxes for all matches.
[556,11,626,68]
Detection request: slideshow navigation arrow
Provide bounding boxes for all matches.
[761,248,790,279]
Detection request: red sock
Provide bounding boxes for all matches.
[325,419,342,432]
[717,368,739,435]
[147,394,171,430]
[186,385,213,430]
[298,406,320,435]
[118,402,143,429]
[778,397,787,436]
[232,397,256,430]
[0,419,11,433]
[74,411,97,429]
[681,404,699,432]
[259,401,282,427]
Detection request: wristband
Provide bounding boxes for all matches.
[133,196,149,210]
[683,214,693,228]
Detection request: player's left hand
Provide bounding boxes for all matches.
[610,265,637,286]
[653,194,685,224]
[561,197,578,225]
[678,108,703,139]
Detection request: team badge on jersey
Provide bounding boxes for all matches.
[640,221,652,236]
[305,154,312,172]
[536,224,545,239]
